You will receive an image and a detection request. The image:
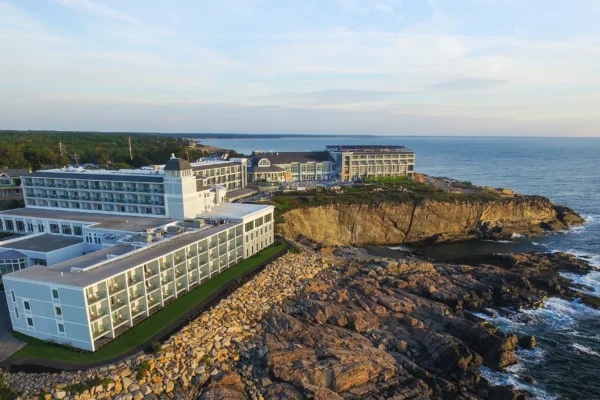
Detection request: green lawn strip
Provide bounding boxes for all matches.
[10,242,287,363]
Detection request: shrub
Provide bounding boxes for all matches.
[136,360,152,380]
[0,374,19,399]
[151,341,162,354]
[289,246,302,254]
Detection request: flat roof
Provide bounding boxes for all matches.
[199,203,273,220]
[28,171,163,183]
[0,234,82,253]
[4,223,238,287]
[0,208,177,232]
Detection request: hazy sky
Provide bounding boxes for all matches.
[1,0,599,136]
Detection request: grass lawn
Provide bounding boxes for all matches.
[10,241,287,364]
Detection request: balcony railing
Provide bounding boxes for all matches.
[87,292,106,304]
[109,284,125,294]
[89,308,107,321]
[93,326,109,339]
[112,315,127,326]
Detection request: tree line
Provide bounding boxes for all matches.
[0,131,226,170]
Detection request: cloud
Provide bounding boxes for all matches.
[427,78,507,91]
[257,89,406,105]
[54,0,138,23]
[374,2,395,13]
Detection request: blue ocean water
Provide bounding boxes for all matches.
[202,136,600,400]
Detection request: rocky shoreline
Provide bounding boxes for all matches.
[277,196,584,246]
[5,244,598,400]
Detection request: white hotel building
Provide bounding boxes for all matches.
[1,155,274,351]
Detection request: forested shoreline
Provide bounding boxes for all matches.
[0,131,227,170]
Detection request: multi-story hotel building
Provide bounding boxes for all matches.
[246,145,415,183]
[326,145,415,181]
[1,155,274,351]
[20,157,247,219]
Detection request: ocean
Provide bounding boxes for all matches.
[200,136,600,400]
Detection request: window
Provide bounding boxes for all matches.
[23,301,30,311]
[27,317,33,327]
[245,221,254,231]
[264,213,272,223]
[11,290,15,303]
[58,323,65,333]
[14,307,19,319]
[55,306,62,316]
[52,289,59,299]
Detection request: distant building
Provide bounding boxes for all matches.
[1,155,274,351]
[0,168,31,200]
[247,151,336,183]
[326,145,415,181]
[247,145,416,183]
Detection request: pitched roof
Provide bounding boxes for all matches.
[250,151,333,165]
[0,249,26,260]
[164,157,192,171]
[0,168,31,178]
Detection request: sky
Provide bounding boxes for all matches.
[1,0,599,136]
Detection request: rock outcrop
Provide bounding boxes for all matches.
[277,196,583,246]
[238,251,596,400]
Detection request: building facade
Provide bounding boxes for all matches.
[20,156,247,219]
[326,145,415,181]
[247,151,337,183]
[1,156,274,351]
[246,146,416,183]
[0,168,31,200]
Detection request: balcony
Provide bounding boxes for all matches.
[108,283,125,295]
[92,326,110,339]
[131,306,145,318]
[112,314,127,327]
[89,308,107,322]
[129,291,144,301]
[87,292,106,305]
[148,297,160,308]
[146,283,159,293]
[187,252,196,259]
[128,276,142,285]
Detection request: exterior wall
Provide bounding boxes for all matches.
[242,209,275,257]
[193,163,244,191]
[3,279,93,351]
[3,223,247,351]
[249,161,336,183]
[21,176,166,217]
[0,215,87,237]
[331,150,416,181]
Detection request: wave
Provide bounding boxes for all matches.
[560,271,600,296]
[482,239,514,244]
[480,367,557,400]
[571,343,600,358]
[532,242,549,248]
[511,233,526,238]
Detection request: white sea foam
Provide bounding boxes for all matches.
[511,233,526,238]
[522,298,600,330]
[532,242,549,248]
[560,271,600,296]
[482,240,514,244]
[571,343,600,358]
[480,367,557,400]
[388,245,411,252]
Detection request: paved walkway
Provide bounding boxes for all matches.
[0,292,24,362]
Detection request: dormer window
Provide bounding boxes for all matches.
[258,159,271,167]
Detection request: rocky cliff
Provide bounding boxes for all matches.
[277,196,583,246]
